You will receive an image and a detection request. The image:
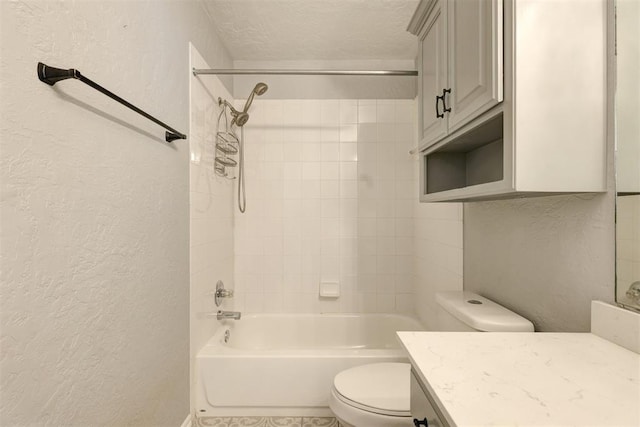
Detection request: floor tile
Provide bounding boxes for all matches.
[302,417,340,427]
[266,418,303,427]
[197,417,265,427]
[196,416,307,427]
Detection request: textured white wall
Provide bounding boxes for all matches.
[0,1,231,425]
[188,46,235,414]
[232,99,417,314]
[464,193,615,332]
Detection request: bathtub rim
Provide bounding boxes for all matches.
[199,312,424,353]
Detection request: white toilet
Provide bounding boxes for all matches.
[328,291,534,427]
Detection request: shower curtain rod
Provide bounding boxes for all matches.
[37,62,187,143]
[192,68,418,76]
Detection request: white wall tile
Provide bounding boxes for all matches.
[321,143,340,162]
[283,199,302,219]
[358,102,377,123]
[321,162,340,180]
[321,100,341,125]
[340,180,358,199]
[264,142,284,162]
[283,142,302,161]
[395,100,415,123]
[321,199,341,218]
[340,124,358,142]
[322,127,340,143]
[340,143,358,162]
[301,142,322,161]
[301,100,321,125]
[340,100,358,124]
[284,162,302,180]
[283,180,302,199]
[377,123,395,142]
[321,180,340,198]
[358,124,377,143]
[245,292,265,313]
[302,162,321,180]
[301,180,321,199]
[377,101,396,123]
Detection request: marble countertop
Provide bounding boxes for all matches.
[397,332,640,427]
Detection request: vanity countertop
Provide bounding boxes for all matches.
[397,332,640,427]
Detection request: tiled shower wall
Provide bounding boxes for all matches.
[232,99,416,314]
[189,49,234,360]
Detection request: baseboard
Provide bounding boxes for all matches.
[180,414,192,427]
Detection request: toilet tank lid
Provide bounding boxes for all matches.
[436,291,534,332]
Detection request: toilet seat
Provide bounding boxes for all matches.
[329,363,412,427]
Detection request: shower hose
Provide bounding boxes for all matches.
[238,126,246,213]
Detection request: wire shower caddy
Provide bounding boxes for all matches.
[214,102,239,178]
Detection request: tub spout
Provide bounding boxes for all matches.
[217,310,241,320]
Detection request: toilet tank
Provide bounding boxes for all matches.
[435,291,535,332]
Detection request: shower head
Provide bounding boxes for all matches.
[232,82,268,127]
[234,111,250,127]
[253,82,268,96]
[221,83,269,127]
[242,82,268,113]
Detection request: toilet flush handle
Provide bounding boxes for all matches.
[414,418,428,426]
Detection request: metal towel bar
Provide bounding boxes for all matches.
[37,62,187,143]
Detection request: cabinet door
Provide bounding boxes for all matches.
[419,0,448,148]
[410,371,447,426]
[446,0,503,132]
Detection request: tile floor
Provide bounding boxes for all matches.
[196,417,341,427]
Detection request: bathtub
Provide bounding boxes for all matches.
[195,313,423,417]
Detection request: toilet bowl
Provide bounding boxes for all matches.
[329,291,535,426]
[328,362,413,427]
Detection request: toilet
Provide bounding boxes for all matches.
[328,291,534,427]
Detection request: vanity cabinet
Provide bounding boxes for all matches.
[408,0,607,202]
[410,0,503,150]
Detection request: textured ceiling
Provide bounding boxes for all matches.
[202,0,419,61]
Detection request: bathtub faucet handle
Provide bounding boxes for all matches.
[217,288,234,298]
[214,280,234,307]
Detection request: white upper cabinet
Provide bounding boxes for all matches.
[410,0,503,149]
[407,0,607,202]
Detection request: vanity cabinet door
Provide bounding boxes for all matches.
[410,370,448,427]
[419,0,449,147]
[446,0,503,133]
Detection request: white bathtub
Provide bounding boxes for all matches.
[195,313,423,417]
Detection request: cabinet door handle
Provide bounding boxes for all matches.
[414,418,429,426]
[435,95,445,118]
[442,88,452,113]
